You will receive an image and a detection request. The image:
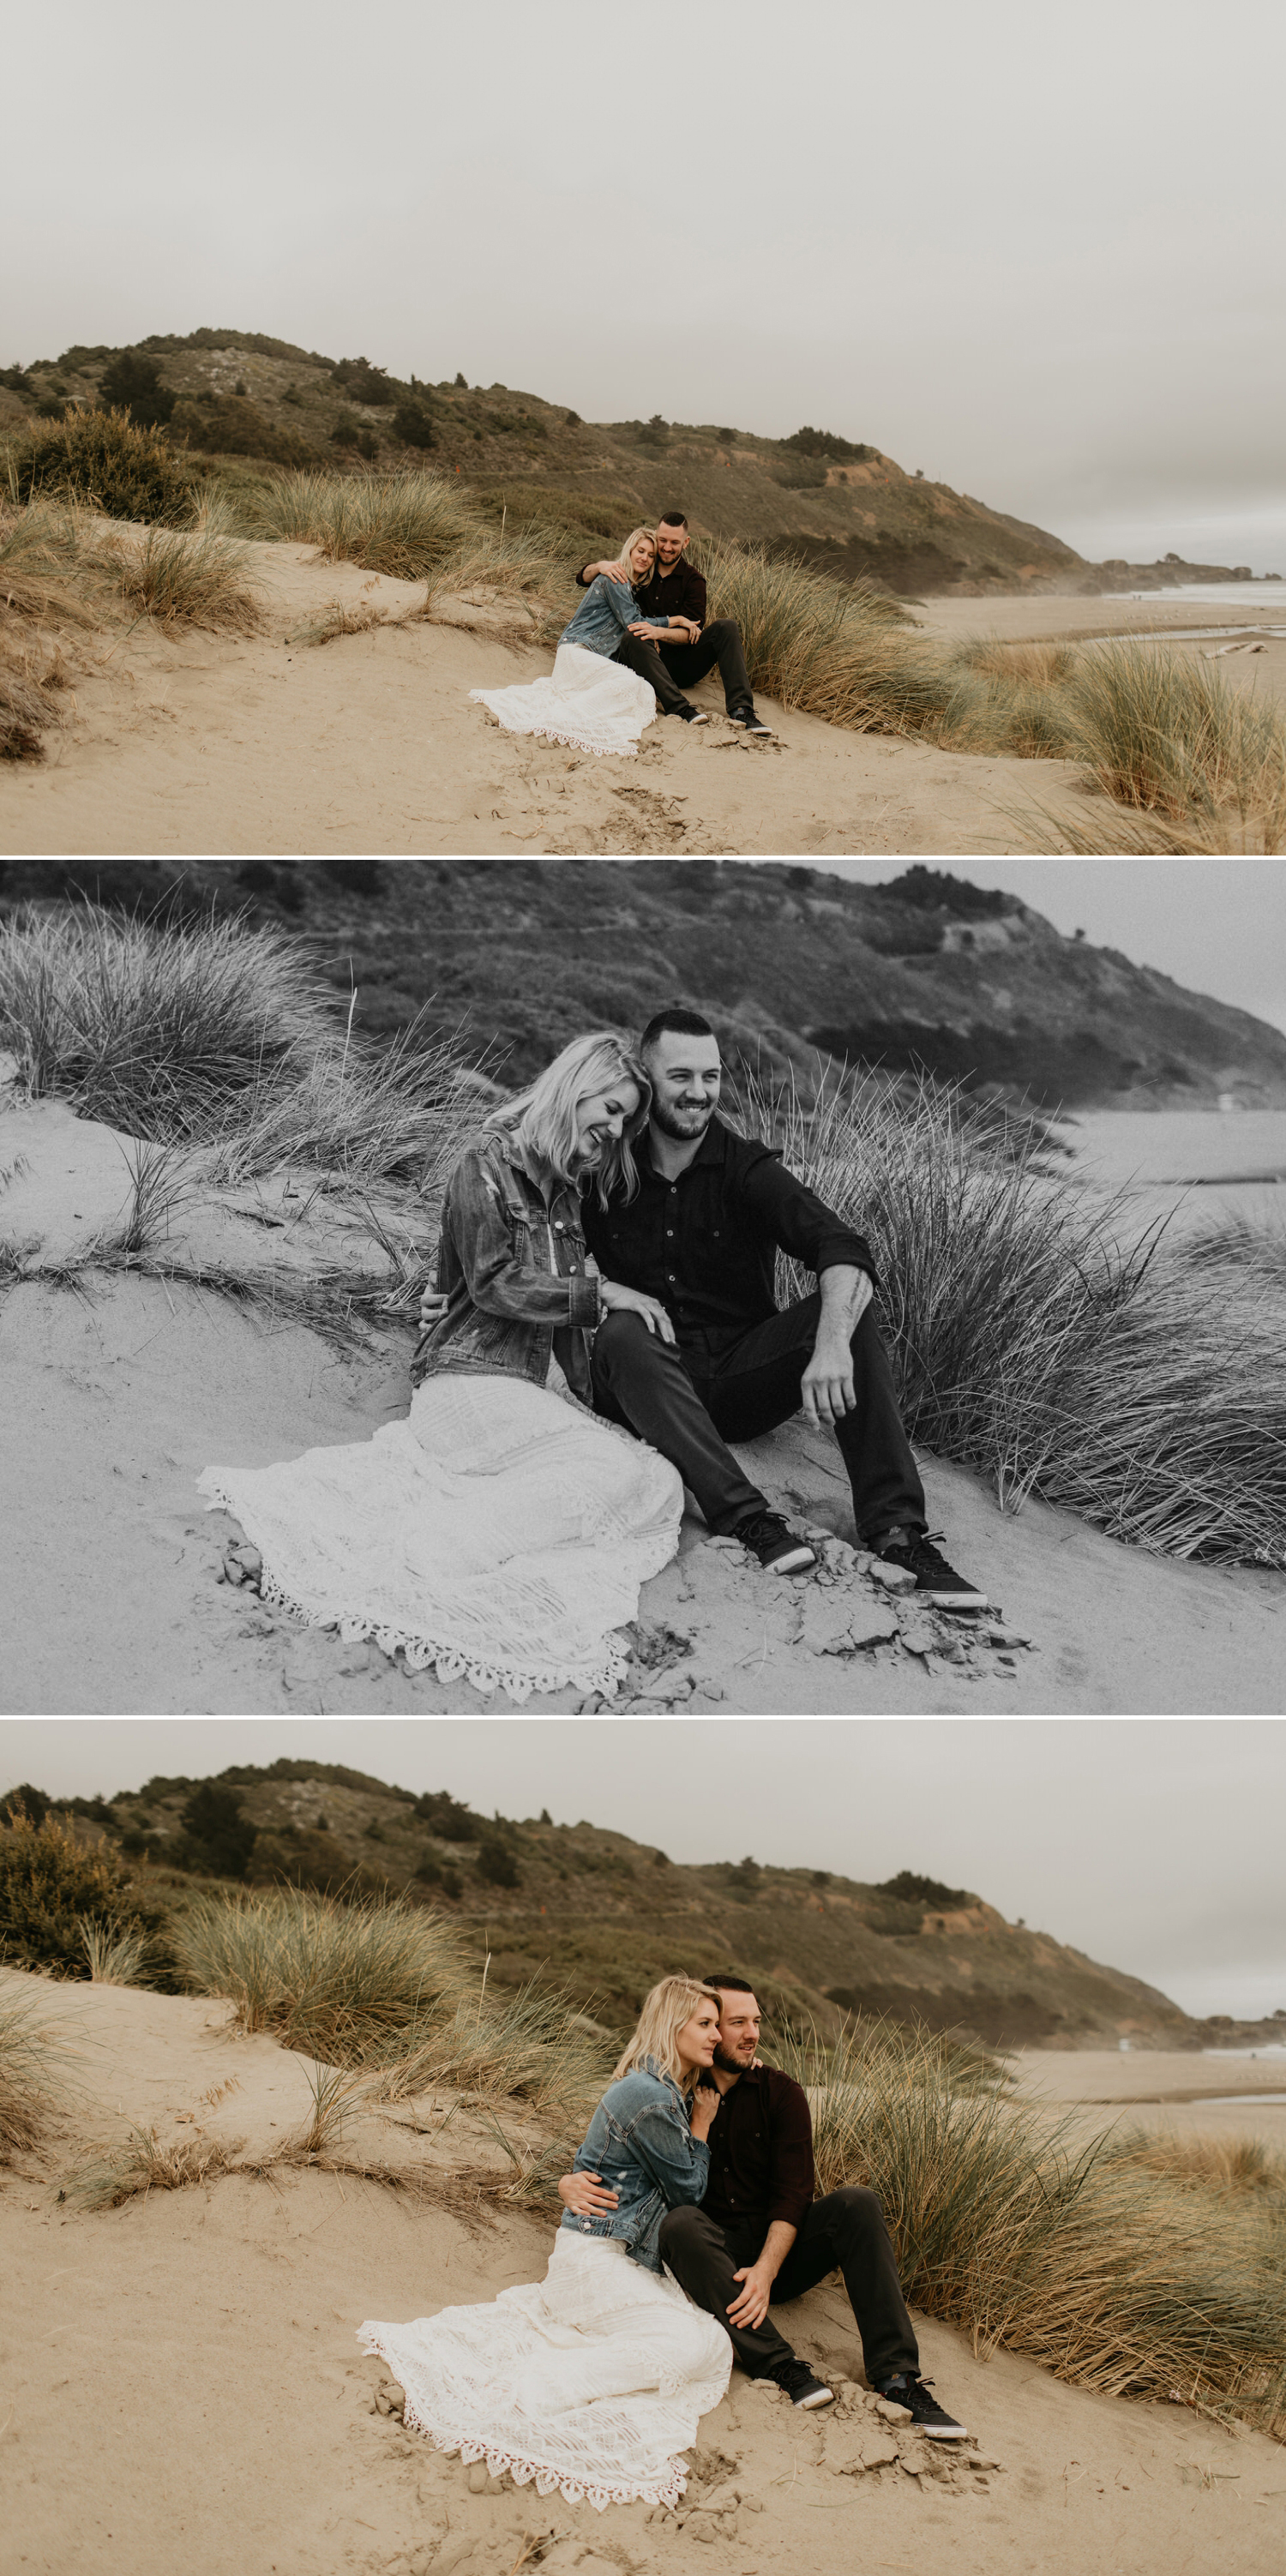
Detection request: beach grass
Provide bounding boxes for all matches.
[0,903,475,1186]
[168,1883,468,2057]
[1103,2126,1286,2200]
[777,2018,1286,2436]
[247,469,476,580]
[115,524,261,633]
[79,1918,151,1985]
[0,1982,73,2159]
[734,1063,1286,1565]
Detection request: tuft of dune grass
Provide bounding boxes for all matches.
[736,1062,1286,1566]
[249,469,477,580]
[0,904,475,1187]
[169,1883,469,2058]
[1103,2127,1286,2200]
[0,1983,74,2160]
[778,2018,1286,2437]
[116,525,261,634]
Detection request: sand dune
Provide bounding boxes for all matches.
[0,538,1103,861]
[3,1972,1282,2576]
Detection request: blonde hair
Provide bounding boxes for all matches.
[486,1030,652,1207]
[612,1976,723,2089]
[616,527,658,586]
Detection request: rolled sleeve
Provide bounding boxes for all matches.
[444,1153,602,1331]
[740,1152,879,1292]
[766,2077,816,2230]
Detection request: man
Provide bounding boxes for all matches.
[581,1004,987,1606]
[577,512,774,736]
[559,1975,967,2435]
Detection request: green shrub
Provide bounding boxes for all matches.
[95,351,176,428]
[0,1807,147,1976]
[394,402,437,450]
[877,1870,975,1909]
[6,406,197,524]
[178,1784,257,1881]
[477,1835,521,1888]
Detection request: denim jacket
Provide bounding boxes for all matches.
[559,2055,710,2273]
[410,1133,601,1402]
[559,573,671,660]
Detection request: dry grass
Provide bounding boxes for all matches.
[0,1984,73,2160]
[693,539,971,743]
[168,1883,468,2057]
[0,905,474,1188]
[1104,2129,1286,2199]
[79,1918,150,1985]
[249,469,474,579]
[777,2018,1286,2437]
[116,524,261,633]
[1060,644,1286,851]
[736,1063,1286,1565]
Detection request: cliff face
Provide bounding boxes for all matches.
[5,858,1285,1110]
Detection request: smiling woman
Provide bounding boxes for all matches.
[468,527,699,755]
[197,1031,684,1702]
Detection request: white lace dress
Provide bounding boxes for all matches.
[471,640,658,758]
[358,2231,732,2511]
[199,1372,682,1703]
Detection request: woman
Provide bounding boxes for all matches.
[358,1979,732,2511]
[470,527,705,757]
[198,1034,684,1702]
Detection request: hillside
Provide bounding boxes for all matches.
[6,856,1284,1111]
[0,325,1086,596]
[4,1763,1205,2051]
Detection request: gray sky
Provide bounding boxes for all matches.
[5,1718,1283,2022]
[6,3,1283,573]
[815,861,1286,1039]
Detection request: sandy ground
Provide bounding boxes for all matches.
[1008,2047,1286,2153]
[0,537,1174,862]
[3,1095,1284,1719]
[3,1973,1283,2576]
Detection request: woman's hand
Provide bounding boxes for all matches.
[598,1280,676,1344]
[418,1285,448,1331]
[688,2081,720,2141]
[557,2168,620,2216]
[626,621,672,643]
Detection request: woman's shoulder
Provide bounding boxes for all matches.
[603,2060,682,2117]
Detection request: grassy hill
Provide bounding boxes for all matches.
[0,325,1086,597]
[4,1762,1205,2051]
[5,856,1284,1112]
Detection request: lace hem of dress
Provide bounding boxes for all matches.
[469,694,640,760]
[199,1472,650,1703]
[353,2376,687,2513]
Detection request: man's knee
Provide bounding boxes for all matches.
[658,2203,712,2261]
[826,2183,885,2234]
[592,1306,672,1384]
[706,618,739,647]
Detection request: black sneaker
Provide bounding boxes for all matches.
[676,704,710,724]
[734,1511,817,1577]
[730,706,774,736]
[772,2359,834,2410]
[871,1527,989,1611]
[877,2374,968,2440]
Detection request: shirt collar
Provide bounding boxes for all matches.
[639,1115,729,1181]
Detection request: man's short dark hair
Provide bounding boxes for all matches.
[640,1005,717,1053]
[658,511,688,529]
[703,1972,756,1996]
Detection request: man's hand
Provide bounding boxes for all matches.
[586,557,629,584]
[418,1285,448,1331]
[626,621,672,643]
[598,1280,676,1343]
[726,2260,776,2331]
[802,1268,874,1426]
[557,2170,620,2217]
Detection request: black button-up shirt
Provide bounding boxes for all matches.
[581,1116,876,1357]
[575,555,708,631]
[700,2063,816,2235]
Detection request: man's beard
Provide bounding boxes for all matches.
[713,2043,752,2075]
[652,1097,717,1140]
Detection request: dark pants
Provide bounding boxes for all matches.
[610,619,753,716]
[590,1294,926,1542]
[658,2189,921,2387]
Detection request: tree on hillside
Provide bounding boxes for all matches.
[179,1784,257,1881]
[96,351,176,428]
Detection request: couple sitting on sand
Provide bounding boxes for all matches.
[470,512,774,758]
[359,1972,967,2510]
[201,1009,984,1706]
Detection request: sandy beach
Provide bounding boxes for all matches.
[6,541,1283,861]
[3,1969,1282,2576]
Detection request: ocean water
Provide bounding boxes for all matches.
[1059,1109,1286,1245]
[1102,583,1286,609]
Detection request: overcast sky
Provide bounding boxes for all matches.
[5,1717,1283,2023]
[815,860,1286,1038]
[5,2,1283,573]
